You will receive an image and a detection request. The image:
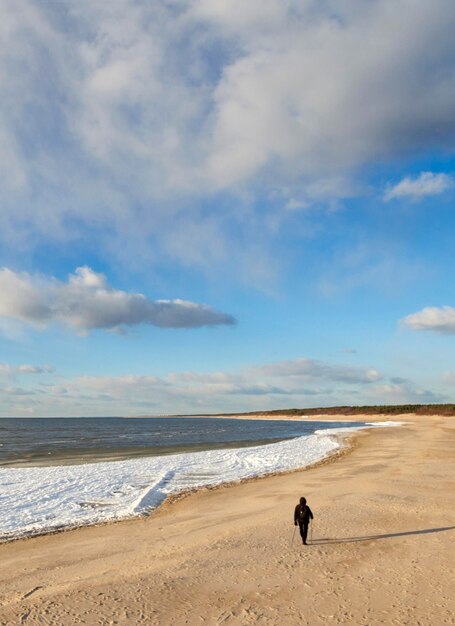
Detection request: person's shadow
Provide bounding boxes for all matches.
[310,525,455,545]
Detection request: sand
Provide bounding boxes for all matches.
[0,414,454,625]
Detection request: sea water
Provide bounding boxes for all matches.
[0,417,398,541]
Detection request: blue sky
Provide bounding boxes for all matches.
[1,0,455,416]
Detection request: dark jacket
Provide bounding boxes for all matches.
[294,504,313,525]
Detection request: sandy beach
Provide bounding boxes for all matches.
[0,414,453,625]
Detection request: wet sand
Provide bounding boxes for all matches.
[0,414,453,625]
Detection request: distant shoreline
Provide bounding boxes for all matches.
[129,403,455,420]
[128,413,408,422]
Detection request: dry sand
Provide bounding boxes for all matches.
[0,414,454,625]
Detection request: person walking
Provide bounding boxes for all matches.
[294,496,314,545]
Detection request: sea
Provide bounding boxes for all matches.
[0,416,392,541]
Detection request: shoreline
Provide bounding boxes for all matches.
[0,414,453,625]
[0,415,371,470]
[1,420,372,544]
[0,431,355,547]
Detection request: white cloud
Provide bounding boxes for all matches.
[255,358,381,384]
[0,363,54,376]
[167,371,241,385]
[371,382,444,404]
[1,386,37,396]
[284,198,310,212]
[1,1,455,273]
[0,266,235,333]
[384,172,453,201]
[4,355,450,416]
[202,2,455,189]
[75,358,382,406]
[17,364,54,374]
[402,306,455,334]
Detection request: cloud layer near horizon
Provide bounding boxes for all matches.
[0,266,235,333]
[0,355,443,417]
[2,0,455,272]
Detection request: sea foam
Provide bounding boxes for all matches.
[0,422,401,541]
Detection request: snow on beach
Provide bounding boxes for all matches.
[0,422,401,541]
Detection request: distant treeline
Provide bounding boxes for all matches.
[211,404,455,417]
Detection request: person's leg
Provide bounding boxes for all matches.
[302,523,308,544]
[299,522,305,543]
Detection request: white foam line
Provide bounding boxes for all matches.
[365,421,406,427]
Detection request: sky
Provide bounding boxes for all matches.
[1,0,455,417]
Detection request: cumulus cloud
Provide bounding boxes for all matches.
[1,1,455,272]
[0,266,235,333]
[202,3,455,189]
[384,172,453,201]
[402,306,455,334]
